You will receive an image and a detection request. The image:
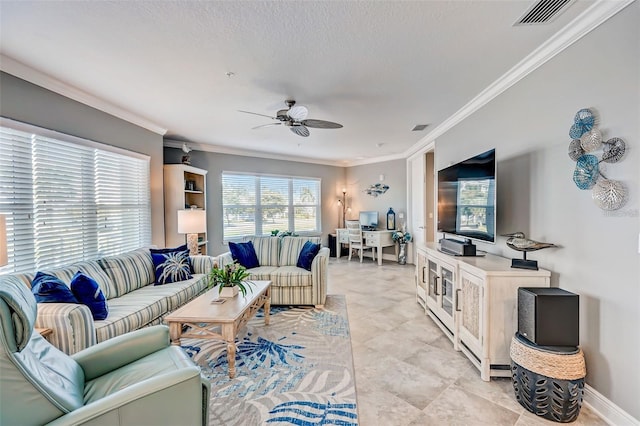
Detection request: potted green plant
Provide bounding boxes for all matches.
[207,262,254,297]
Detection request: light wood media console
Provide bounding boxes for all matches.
[416,242,550,381]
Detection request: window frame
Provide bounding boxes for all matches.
[221,171,322,241]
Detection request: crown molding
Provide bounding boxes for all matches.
[167,138,407,168]
[403,0,635,159]
[346,152,408,167]
[0,55,168,136]
[164,139,352,167]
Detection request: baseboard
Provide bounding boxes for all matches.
[584,384,639,426]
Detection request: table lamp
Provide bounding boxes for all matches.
[0,215,8,267]
[177,209,206,255]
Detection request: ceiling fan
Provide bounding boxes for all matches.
[239,100,343,137]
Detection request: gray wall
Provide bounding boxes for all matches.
[434,3,639,418]
[346,159,407,256]
[164,147,346,254]
[0,72,166,247]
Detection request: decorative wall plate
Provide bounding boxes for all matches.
[574,108,595,127]
[601,137,626,163]
[580,128,602,152]
[568,139,584,161]
[573,154,599,190]
[569,108,595,139]
[569,123,585,139]
[592,179,628,210]
[364,182,389,197]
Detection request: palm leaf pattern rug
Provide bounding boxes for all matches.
[182,295,358,425]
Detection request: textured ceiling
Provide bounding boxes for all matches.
[0,0,595,165]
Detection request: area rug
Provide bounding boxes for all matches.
[181,295,358,425]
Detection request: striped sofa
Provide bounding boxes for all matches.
[218,236,328,306]
[1,248,215,355]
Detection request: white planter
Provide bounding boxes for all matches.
[220,286,239,298]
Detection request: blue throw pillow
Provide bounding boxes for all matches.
[150,247,193,285]
[150,244,188,254]
[229,241,259,269]
[297,241,321,271]
[31,272,78,304]
[150,245,193,272]
[70,271,109,320]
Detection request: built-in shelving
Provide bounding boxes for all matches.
[163,164,208,254]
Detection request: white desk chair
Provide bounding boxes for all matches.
[346,220,376,263]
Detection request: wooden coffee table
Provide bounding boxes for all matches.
[165,280,271,378]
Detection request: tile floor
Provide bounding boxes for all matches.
[327,257,607,426]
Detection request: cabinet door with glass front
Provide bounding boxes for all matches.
[426,256,456,336]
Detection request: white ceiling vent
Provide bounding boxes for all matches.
[412,124,429,131]
[515,0,575,25]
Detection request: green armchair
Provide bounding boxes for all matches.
[0,276,210,426]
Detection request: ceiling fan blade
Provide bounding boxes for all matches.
[252,123,282,130]
[290,125,310,137]
[301,119,343,129]
[238,110,277,119]
[287,105,308,122]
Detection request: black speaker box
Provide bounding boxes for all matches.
[518,287,579,347]
[440,238,476,256]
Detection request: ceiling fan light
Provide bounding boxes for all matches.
[287,105,308,122]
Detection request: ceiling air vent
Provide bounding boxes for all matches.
[515,0,575,25]
[412,124,429,131]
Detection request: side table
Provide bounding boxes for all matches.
[510,333,586,423]
[35,327,53,339]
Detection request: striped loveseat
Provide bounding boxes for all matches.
[0,248,215,354]
[218,236,328,307]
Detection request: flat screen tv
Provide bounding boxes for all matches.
[437,148,496,244]
[359,211,378,230]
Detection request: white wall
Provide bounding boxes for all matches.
[164,147,346,255]
[434,3,639,419]
[0,72,166,247]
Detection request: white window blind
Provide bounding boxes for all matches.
[0,121,151,274]
[222,172,320,240]
[0,128,35,272]
[95,150,151,256]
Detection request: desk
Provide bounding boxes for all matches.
[336,228,396,266]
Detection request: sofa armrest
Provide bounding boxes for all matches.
[189,254,217,274]
[311,247,329,305]
[217,252,234,268]
[45,368,208,426]
[35,303,97,355]
[72,325,170,381]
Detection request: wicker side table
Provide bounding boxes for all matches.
[510,333,586,423]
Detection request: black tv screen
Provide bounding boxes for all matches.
[437,149,496,244]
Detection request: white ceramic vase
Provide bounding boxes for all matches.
[220,286,239,298]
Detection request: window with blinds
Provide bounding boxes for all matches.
[222,172,321,240]
[0,121,151,274]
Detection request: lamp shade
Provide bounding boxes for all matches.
[177,209,206,234]
[0,215,7,267]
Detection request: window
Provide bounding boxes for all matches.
[0,119,151,274]
[222,172,321,240]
